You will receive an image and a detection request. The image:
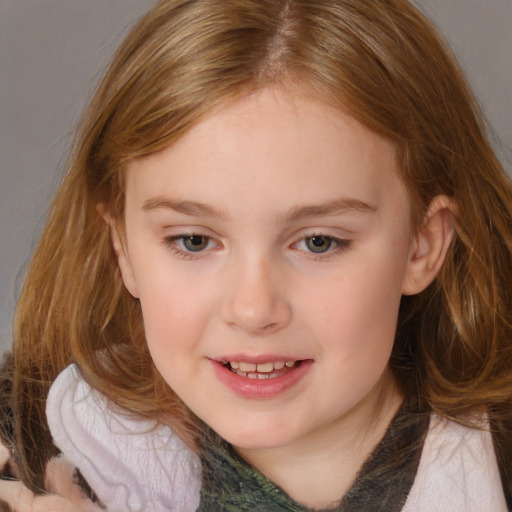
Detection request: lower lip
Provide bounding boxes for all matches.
[211,360,313,399]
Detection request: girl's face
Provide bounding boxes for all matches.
[118,88,416,452]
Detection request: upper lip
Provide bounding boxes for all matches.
[212,354,308,364]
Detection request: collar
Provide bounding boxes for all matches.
[198,397,429,511]
[46,364,202,512]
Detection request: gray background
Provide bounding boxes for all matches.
[1,1,511,352]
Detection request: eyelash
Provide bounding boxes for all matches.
[163,234,218,260]
[163,233,352,260]
[294,234,351,259]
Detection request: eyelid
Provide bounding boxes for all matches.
[291,232,352,259]
[163,232,221,260]
[162,228,352,261]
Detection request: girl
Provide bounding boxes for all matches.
[1,0,511,510]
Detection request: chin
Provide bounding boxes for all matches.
[211,420,299,451]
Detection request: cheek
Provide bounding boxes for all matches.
[307,261,405,335]
[135,270,213,355]
[299,251,409,390]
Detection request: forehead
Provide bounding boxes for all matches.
[124,88,406,218]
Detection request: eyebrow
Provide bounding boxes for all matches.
[142,197,229,220]
[142,196,377,221]
[284,197,377,222]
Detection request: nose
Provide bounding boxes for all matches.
[221,255,292,336]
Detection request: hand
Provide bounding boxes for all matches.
[0,442,102,512]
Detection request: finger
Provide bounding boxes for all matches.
[0,478,37,512]
[44,457,83,502]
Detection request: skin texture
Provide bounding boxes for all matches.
[113,88,454,507]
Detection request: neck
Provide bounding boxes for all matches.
[236,371,403,509]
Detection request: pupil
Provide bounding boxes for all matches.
[307,236,331,253]
[184,235,208,251]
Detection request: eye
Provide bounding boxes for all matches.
[164,234,218,257]
[305,235,335,253]
[294,234,350,256]
[181,235,210,252]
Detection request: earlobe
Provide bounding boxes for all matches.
[402,195,456,296]
[97,203,140,298]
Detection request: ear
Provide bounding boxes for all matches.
[97,203,139,298]
[402,195,455,296]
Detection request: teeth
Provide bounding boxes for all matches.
[227,359,298,374]
[233,369,292,379]
[239,362,256,372]
[256,362,274,373]
[245,372,270,379]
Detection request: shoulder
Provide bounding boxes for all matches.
[403,414,509,512]
[46,365,202,512]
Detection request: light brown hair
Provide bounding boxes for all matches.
[6,0,512,497]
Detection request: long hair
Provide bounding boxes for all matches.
[7,0,512,494]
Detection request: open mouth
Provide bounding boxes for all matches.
[213,358,313,398]
[221,360,303,380]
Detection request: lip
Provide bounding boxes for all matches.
[210,357,313,399]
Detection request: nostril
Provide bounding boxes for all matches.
[260,322,279,333]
